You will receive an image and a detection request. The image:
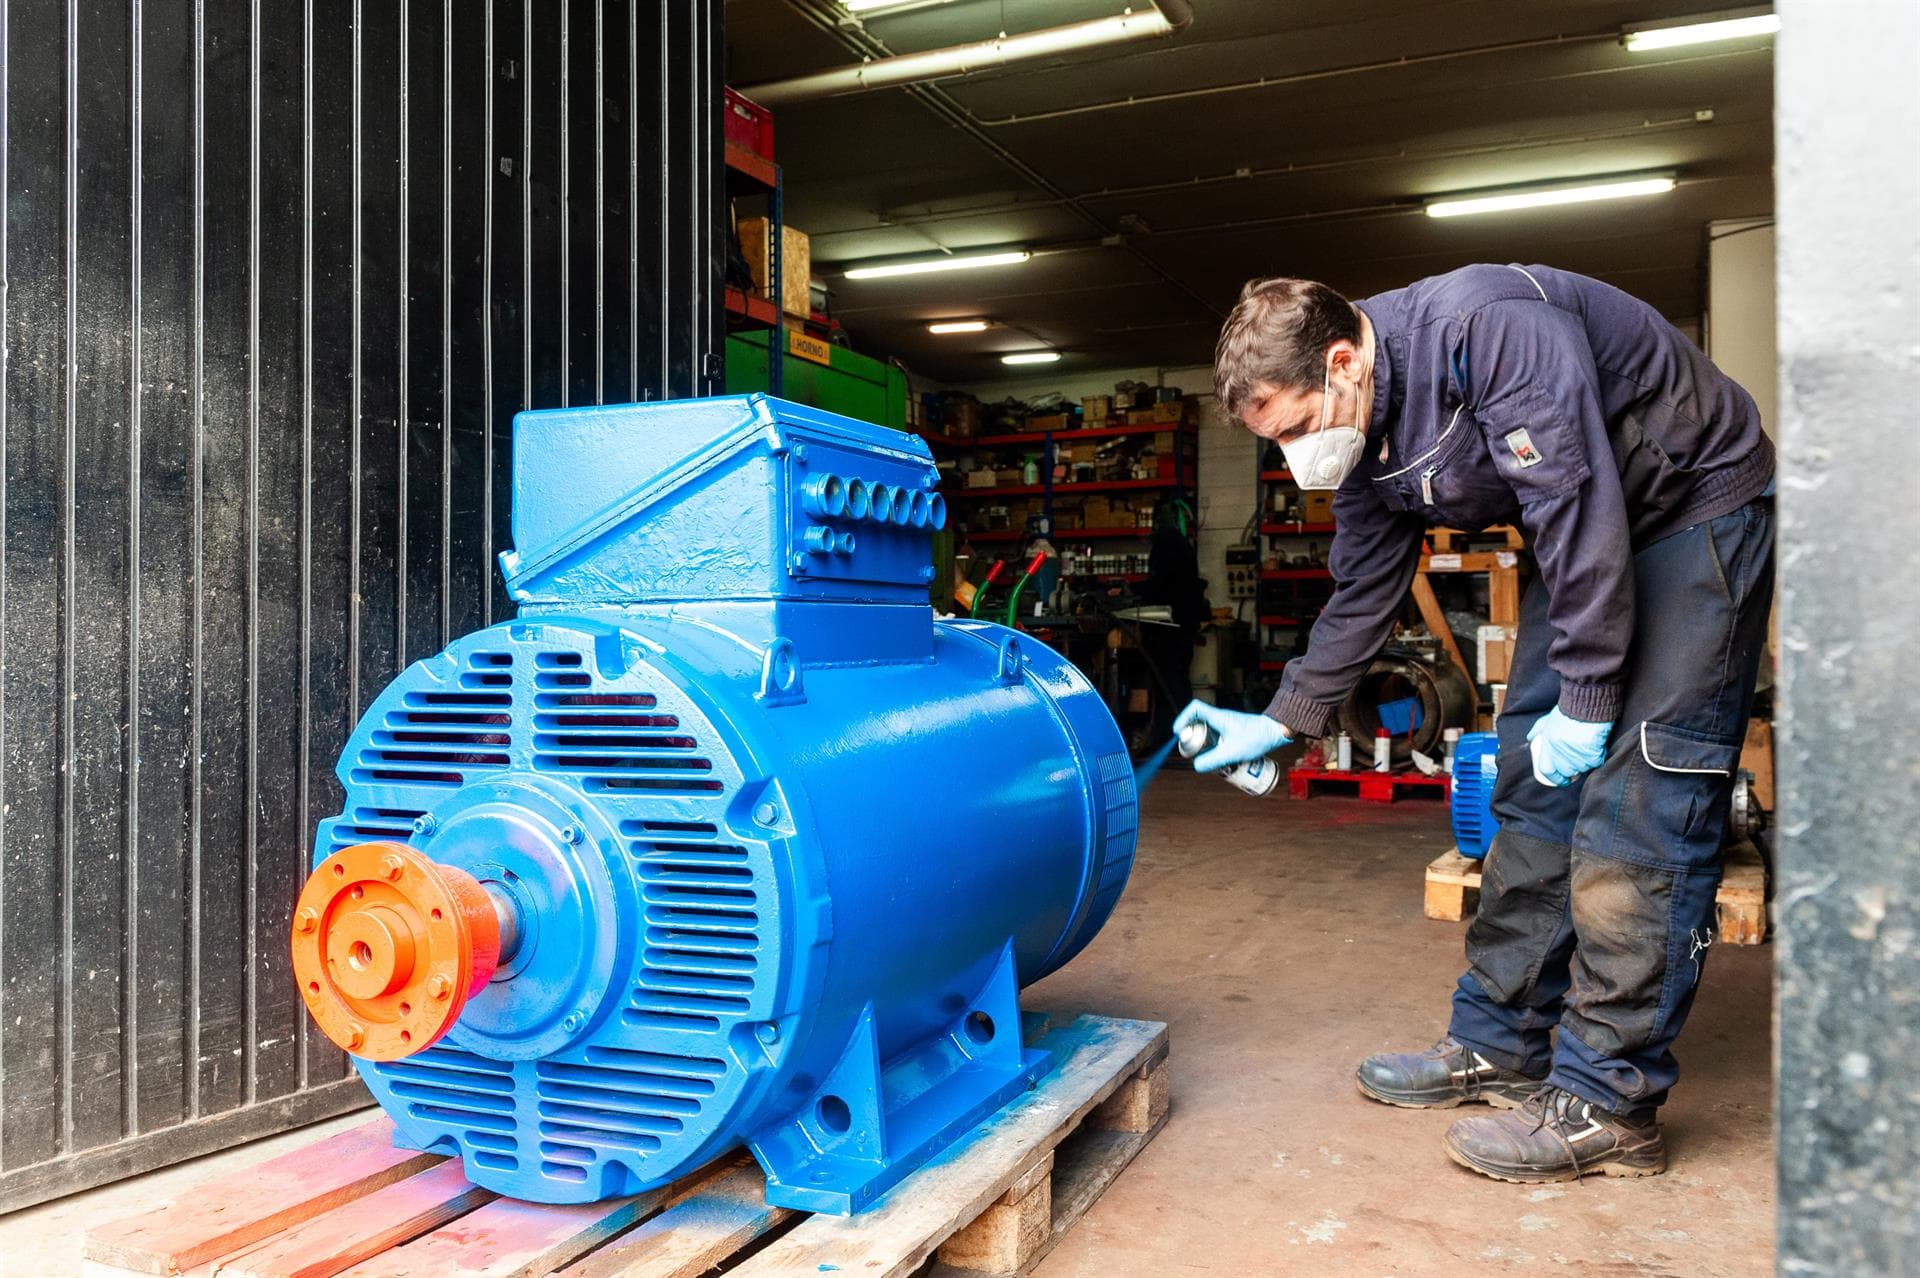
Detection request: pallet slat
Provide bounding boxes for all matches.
[555,1164,791,1278]
[219,1161,493,1278]
[84,1118,442,1275]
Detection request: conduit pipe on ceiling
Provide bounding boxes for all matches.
[741,0,1194,107]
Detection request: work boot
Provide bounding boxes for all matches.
[1355,1036,1544,1109]
[1443,1084,1667,1183]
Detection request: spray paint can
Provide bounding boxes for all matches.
[1374,726,1392,772]
[1334,733,1353,772]
[1442,726,1463,774]
[1177,722,1281,797]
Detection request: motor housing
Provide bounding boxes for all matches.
[293,395,1136,1213]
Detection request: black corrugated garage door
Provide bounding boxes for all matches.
[0,0,722,1211]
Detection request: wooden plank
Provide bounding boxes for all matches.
[926,1114,1170,1278]
[934,1155,1053,1274]
[1424,848,1482,922]
[217,1161,492,1278]
[348,1160,740,1278]
[85,1119,442,1274]
[1717,840,1769,945]
[1089,1059,1169,1135]
[1410,571,1474,689]
[553,1164,789,1278]
[1489,565,1522,629]
[727,1016,1167,1278]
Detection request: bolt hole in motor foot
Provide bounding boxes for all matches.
[290,396,1138,1213]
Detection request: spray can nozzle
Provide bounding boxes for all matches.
[1176,721,1281,796]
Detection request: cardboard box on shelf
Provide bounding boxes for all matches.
[1302,491,1335,522]
[996,467,1028,486]
[965,470,998,489]
[1026,413,1070,433]
[1150,399,1189,424]
[1081,396,1112,424]
[1125,408,1158,426]
[943,398,982,437]
[737,217,811,317]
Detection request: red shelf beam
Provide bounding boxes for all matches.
[1260,567,1333,580]
[723,287,779,329]
[723,141,778,190]
[1260,521,1336,535]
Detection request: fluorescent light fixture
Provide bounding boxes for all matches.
[927,319,991,335]
[1001,351,1061,366]
[1426,174,1676,219]
[844,250,1031,280]
[842,0,956,13]
[1623,11,1779,51]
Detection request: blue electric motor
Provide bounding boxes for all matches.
[290,396,1137,1214]
[1450,731,1501,858]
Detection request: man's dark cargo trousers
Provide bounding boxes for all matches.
[1448,496,1775,1115]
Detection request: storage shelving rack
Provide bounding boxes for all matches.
[923,415,1199,584]
[1255,464,1336,674]
[724,140,784,398]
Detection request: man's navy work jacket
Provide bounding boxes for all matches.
[1264,263,1774,738]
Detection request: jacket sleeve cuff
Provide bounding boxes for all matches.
[1557,680,1622,724]
[1265,687,1337,739]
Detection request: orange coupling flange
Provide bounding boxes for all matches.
[291,841,503,1061]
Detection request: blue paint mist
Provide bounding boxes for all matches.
[1132,735,1179,793]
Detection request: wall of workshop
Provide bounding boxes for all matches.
[1706,218,1779,437]
[948,364,1260,693]
[0,0,723,1212]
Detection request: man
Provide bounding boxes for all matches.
[1177,265,1773,1183]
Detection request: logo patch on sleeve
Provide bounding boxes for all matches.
[1504,428,1544,468]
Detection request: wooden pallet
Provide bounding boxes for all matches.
[1423,840,1770,944]
[1288,766,1451,804]
[82,1013,1168,1278]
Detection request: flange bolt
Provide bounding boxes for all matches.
[380,855,406,881]
[427,974,453,1001]
[295,908,318,934]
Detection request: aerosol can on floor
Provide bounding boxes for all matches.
[1178,722,1282,796]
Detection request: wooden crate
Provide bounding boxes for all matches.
[82,1014,1168,1278]
[1423,841,1769,944]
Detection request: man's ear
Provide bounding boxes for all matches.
[1326,338,1364,384]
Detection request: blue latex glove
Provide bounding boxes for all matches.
[1526,707,1612,787]
[1173,700,1292,773]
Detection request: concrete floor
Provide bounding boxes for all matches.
[1027,770,1774,1277]
[0,769,1773,1277]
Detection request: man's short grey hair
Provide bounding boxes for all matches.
[1213,277,1362,418]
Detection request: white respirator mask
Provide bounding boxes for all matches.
[1282,356,1372,491]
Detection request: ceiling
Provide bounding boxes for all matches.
[723,0,1775,384]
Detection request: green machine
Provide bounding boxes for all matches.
[725,331,954,602]
[725,330,907,429]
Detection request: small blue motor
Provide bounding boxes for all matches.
[1450,731,1501,859]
